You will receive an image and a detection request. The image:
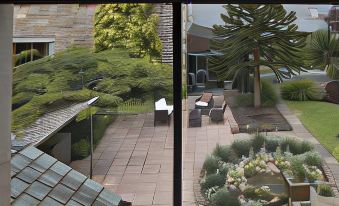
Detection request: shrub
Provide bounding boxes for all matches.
[243,186,274,201]
[203,155,219,175]
[231,139,252,157]
[300,141,314,154]
[235,93,254,107]
[71,139,90,159]
[219,164,229,178]
[210,188,240,206]
[317,184,334,197]
[280,79,323,101]
[234,81,278,107]
[265,137,281,152]
[261,80,278,107]
[304,151,322,168]
[200,174,225,191]
[252,133,266,153]
[280,138,313,155]
[213,144,238,163]
[289,155,306,179]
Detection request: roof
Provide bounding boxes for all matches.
[187,23,215,39]
[12,97,98,153]
[11,146,122,205]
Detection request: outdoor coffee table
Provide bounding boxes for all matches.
[189,109,202,127]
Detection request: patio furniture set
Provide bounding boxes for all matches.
[189,92,227,127]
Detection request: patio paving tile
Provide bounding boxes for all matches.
[69,113,173,205]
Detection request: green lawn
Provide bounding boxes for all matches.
[286,101,339,160]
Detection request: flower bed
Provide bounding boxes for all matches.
[200,133,329,206]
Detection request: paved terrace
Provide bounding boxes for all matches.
[182,100,235,205]
[70,113,173,206]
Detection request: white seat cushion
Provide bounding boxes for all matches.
[155,98,167,110]
[167,105,173,115]
[195,101,208,107]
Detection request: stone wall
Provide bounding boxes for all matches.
[13,4,173,65]
[154,3,173,65]
[13,4,95,52]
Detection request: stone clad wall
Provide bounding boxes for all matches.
[13,4,95,52]
[154,3,173,65]
[13,4,173,65]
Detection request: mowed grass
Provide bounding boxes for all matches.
[286,100,339,160]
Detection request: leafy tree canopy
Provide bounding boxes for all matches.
[94,4,162,61]
[12,47,172,131]
[209,4,309,107]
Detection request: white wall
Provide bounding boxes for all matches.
[0,4,13,206]
[191,4,331,32]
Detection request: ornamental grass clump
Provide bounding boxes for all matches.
[213,144,238,164]
[203,155,219,175]
[280,79,323,101]
[317,183,335,197]
[210,188,241,206]
[200,173,225,191]
[231,139,252,158]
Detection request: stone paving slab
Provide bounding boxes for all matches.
[70,113,173,206]
[183,108,234,206]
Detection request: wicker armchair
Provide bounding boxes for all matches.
[154,98,173,126]
[209,96,227,122]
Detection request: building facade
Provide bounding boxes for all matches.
[13,4,173,66]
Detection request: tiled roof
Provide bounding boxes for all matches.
[12,98,98,153]
[11,146,122,206]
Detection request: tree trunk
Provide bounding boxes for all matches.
[253,47,261,108]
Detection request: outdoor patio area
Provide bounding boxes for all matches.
[70,113,173,206]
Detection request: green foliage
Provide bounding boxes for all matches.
[12,92,35,105]
[280,80,323,101]
[71,139,90,159]
[203,155,219,175]
[265,136,281,153]
[305,29,339,79]
[235,93,254,107]
[200,174,225,191]
[289,155,306,179]
[210,188,240,206]
[231,139,252,157]
[209,4,308,107]
[94,4,162,60]
[235,80,278,107]
[317,184,334,197]
[304,151,323,168]
[261,80,278,107]
[15,73,49,94]
[116,98,154,113]
[252,133,265,153]
[76,107,99,122]
[243,186,276,201]
[213,144,238,163]
[280,138,313,155]
[14,49,42,66]
[12,47,172,131]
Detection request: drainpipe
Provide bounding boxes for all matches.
[0,4,13,206]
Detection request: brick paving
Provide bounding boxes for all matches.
[182,102,235,206]
[70,113,173,206]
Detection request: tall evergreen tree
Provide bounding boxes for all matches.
[306,29,339,79]
[209,4,309,107]
[94,4,162,61]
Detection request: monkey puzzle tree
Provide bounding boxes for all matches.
[209,4,309,107]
